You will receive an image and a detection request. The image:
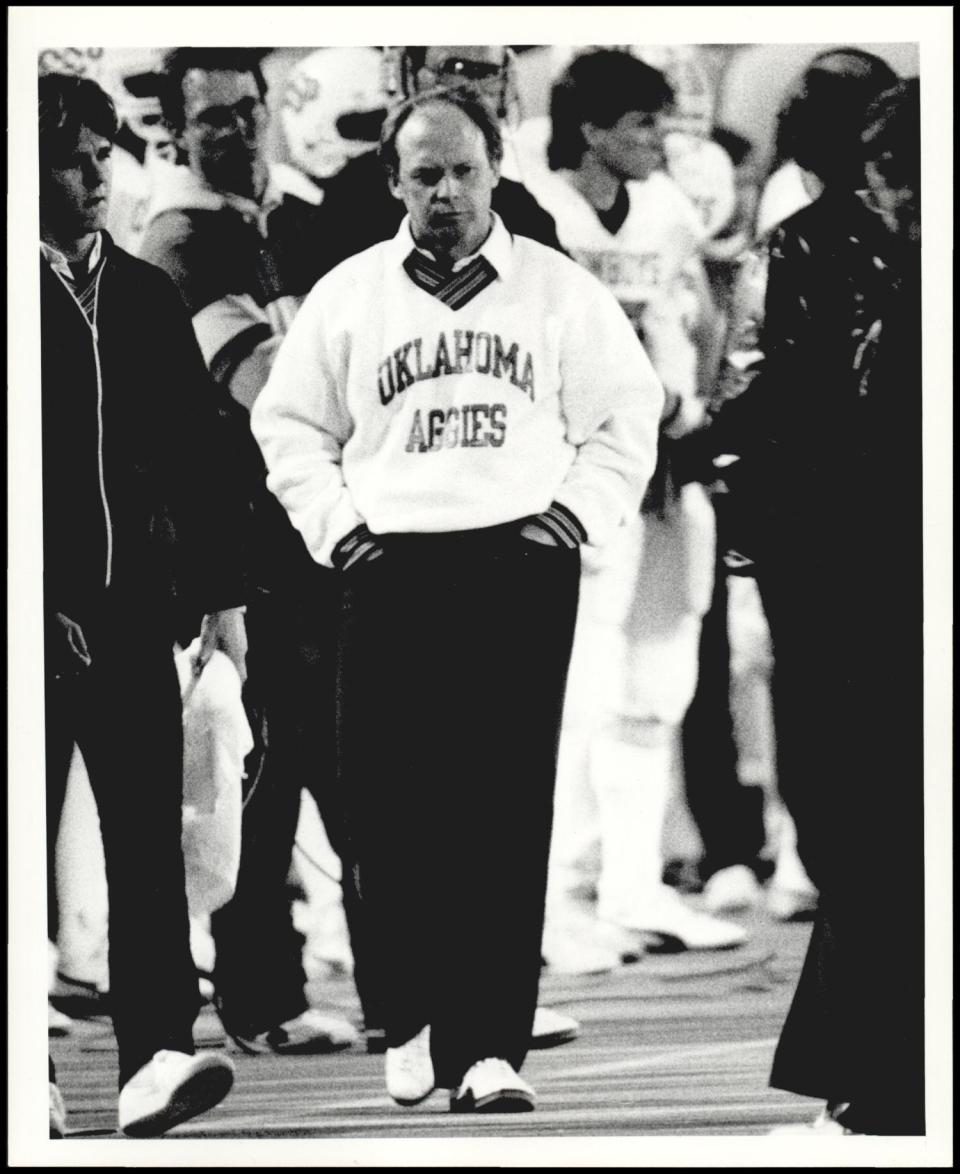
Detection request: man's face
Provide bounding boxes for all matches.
[178,68,267,199]
[390,101,500,262]
[41,126,112,244]
[864,154,919,243]
[416,46,508,115]
[584,108,668,182]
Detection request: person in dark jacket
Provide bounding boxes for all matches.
[766,75,924,1138]
[40,71,244,1136]
[704,57,924,1135]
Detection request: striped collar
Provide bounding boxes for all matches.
[389,212,514,283]
[40,233,103,284]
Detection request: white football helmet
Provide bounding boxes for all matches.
[278,47,388,180]
[40,47,171,147]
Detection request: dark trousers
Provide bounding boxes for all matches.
[211,568,381,1036]
[760,554,924,1134]
[338,526,580,1088]
[680,553,768,878]
[45,602,199,1087]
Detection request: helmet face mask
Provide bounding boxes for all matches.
[279,47,388,179]
[39,47,173,150]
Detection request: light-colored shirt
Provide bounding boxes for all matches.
[40,233,105,326]
[40,232,103,285]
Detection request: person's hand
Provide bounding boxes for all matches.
[53,612,92,668]
[519,520,559,547]
[194,607,248,682]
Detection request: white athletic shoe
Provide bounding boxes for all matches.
[48,1002,75,1038]
[591,919,648,963]
[230,1008,359,1055]
[769,1105,855,1134]
[450,1057,536,1113]
[602,886,748,950]
[117,1049,234,1137]
[766,885,819,921]
[767,838,818,920]
[703,865,764,914]
[49,1082,66,1138]
[385,1025,434,1106]
[531,1006,580,1048]
[542,922,623,975]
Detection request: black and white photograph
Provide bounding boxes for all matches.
[8,5,952,1167]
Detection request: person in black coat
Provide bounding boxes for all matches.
[40,72,246,1136]
[766,76,924,1138]
[707,60,924,1135]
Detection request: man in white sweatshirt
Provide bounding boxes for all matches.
[252,85,662,1114]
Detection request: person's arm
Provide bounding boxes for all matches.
[707,220,812,456]
[549,276,665,548]
[140,210,298,412]
[249,281,363,569]
[147,268,251,632]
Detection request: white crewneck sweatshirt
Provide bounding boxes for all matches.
[251,214,664,566]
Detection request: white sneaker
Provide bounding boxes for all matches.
[602,886,748,950]
[703,865,764,914]
[231,1008,359,1055]
[531,1006,580,1048]
[48,1002,75,1038]
[768,838,818,921]
[49,1082,66,1138]
[118,1049,234,1137]
[542,922,623,975]
[767,885,819,921]
[770,1105,854,1134]
[450,1057,536,1113]
[591,919,647,963]
[385,1025,434,1106]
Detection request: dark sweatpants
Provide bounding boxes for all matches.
[211,569,382,1036]
[45,599,199,1088]
[337,525,579,1089]
[761,553,924,1135]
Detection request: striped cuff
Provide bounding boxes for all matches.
[210,322,274,387]
[331,523,379,571]
[531,502,587,549]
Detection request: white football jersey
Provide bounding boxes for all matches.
[524,165,707,400]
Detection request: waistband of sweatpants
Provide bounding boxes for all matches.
[377,519,529,549]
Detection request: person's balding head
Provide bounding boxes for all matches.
[381,87,502,263]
